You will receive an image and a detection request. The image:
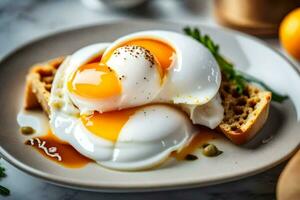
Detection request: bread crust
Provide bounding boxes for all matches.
[218,77,272,144]
[24,57,64,115]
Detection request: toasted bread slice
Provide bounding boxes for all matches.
[218,77,271,144]
[24,57,65,115]
[24,57,271,145]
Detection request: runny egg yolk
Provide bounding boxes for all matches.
[68,39,174,99]
[81,108,137,142]
[102,39,175,77]
[123,39,175,73]
[68,63,122,99]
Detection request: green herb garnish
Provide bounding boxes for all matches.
[20,126,35,135]
[0,161,10,196]
[183,27,288,103]
[0,166,5,178]
[0,186,9,196]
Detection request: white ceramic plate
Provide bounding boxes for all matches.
[0,20,299,192]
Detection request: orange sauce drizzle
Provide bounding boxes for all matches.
[26,131,92,168]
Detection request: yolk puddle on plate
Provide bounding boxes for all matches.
[81,107,137,142]
[173,127,221,160]
[26,130,92,168]
[25,125,220,168]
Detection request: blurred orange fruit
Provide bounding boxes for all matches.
[279,8,300,60]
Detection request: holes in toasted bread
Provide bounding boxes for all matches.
[243,89,250,98]
[237,98,247,106]
[231,125,237,131]
[233,106,243,115]
[219,76,267,140]
[224,84,231,93]
[232,90,240,98]
[249,100,257,109]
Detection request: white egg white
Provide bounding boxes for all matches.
[180,94,224,129]
[104,45,161,110]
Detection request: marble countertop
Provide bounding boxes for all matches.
[0,0,299,199]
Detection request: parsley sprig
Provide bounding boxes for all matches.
[183,27,288,103]
[0,160,10,196]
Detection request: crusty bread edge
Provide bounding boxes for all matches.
[24,57,65,115]
[24,73,40,110]
[219,91,272,145]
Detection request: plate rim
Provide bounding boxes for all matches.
[0,19,299,192]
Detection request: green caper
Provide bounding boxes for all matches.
[184,154,198,161]
[20,126,35,135]
[202,144,222,157]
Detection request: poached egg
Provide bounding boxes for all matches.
[49,30,224,170]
